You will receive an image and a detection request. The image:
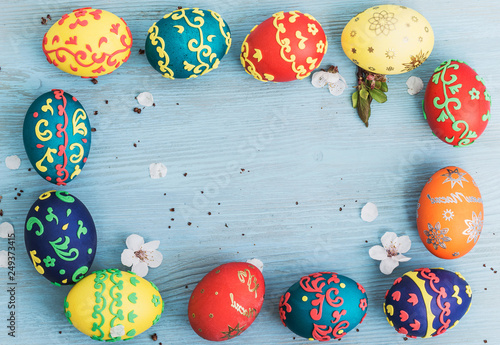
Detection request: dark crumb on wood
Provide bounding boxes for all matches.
[159,343,162,345]
[178,6,182,9]
[355,200,358,202]
[187,222,192,226]
[356,329,359,332]
[152,103,156,107]
[168,226,171,229]
[241,168,245,172]
[201,191,204,194]
[138,49,145,54]
[483,264,486,267]
[17,193,21,197]
[295,201,298,205]
[176,103,179,105]
[105,100,109,104]
[183,173,187,176]
[339,207,342,211]
[485,288,487,290]
[170,208,175,212]
[58,331,61,334]
[403,337,408,341]
[41,17,47,25]
[28,168,32,171]
[14,188,17,191]
[365,240,368,243]
[225,223,228,228]
[133,107,142,114]
[151,333,157,341]
[133,143,137,147]
[242,234,245,236]
[171,218,174,221]
[0,210,3,216]
[47,14,51,20]
[484,341,488,344]
[14,197,17,200]
[91,128,97,132]
[91,78,98,84]
[185,285,188,289]
[94,111,98,115]
[218,203,220,205]
[208,212,211,215]
[293,337,295,340]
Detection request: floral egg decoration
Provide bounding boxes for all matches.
[23,89,90,185]
[65,269,163,341]
[384,268,472,338]
[145,8,231,79]
[341,5,434,74]
[417,166,483,259]
[240,11,327,82]
[188,262,265,341]
[423,59,491,146]
[43,7,133,78]
[24,190,96,285]
[279,272,368,341]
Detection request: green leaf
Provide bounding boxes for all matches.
[357,97,371,127]
[369,88,387,103]
[360,87,369,100]
[375,81,381,89]
[352,91,359,108]
[380,82,388,92]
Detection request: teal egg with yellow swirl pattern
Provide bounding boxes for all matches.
[23,89,91,185]
[145,8,231,79]
[24,190,97,285]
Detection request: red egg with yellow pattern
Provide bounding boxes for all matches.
[188,262,265,341]
[240,11,327,82]
[423,59,491,146]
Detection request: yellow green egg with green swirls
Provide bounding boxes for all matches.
[64,269,163,341]
[145,8,231,79]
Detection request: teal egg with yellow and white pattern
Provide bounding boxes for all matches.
[65,269,164,341]
[145,8,231,79]
[24,190,96,285]
[384,268,472,338]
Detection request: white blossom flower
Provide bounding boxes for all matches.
[0,250,8,268]
[110,324,125,338]
[369,232,411,275]
[311,69,347,96]
[121,234,163,277]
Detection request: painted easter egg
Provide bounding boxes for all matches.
[417,166,483,259]
[240,11,327,82]
[279,272,368,341]
[423,60,491,146]
[43,7,132,78]
[188,262,265,341]
[341,5,434,75]
[24,190,96,285]
[65,269,163,341]
[384,268,472,338]
[23,89,90,185]
[145,8,231,79]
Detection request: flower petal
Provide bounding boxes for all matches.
[381,232,397,248]
[126,234,144,251]
[146,250,163,268]
[396,235,412,253]
[328,74,347,96]
[121,249,140,267]
[0,250,8,268]
[380,257,400,275]
[142,240,160,251]
[369,245,387,260]
[131,261,149,277]
[394,254,411,262]
[0,222,14,239]
[311,71,330,88]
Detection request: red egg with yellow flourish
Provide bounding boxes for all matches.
[42,7,133,78]
[188,262,265,341]
[423,59,491,146]
[240,11,327,82]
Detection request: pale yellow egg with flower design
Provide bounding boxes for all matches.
[341,4,434,75]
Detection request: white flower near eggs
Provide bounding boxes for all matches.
[0,250,8,268]
[311,68,347,96]
[369,232,411,275]
[121,234,163,277]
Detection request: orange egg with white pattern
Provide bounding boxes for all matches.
[240,11,327,82]
[417,166,483,259]
[43,7,132,78]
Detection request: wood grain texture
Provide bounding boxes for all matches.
[0,0,499,344]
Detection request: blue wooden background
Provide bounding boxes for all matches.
[1,0,499,344]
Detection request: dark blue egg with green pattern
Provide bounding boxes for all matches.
[145,8,231,79]
[24,190,96,285]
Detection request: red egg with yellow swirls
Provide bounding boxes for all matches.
[188,262,265,341]
[240,11,327,82]
[423,59,491,146]
[42,7,133,78]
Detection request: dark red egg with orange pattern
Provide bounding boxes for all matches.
[240,11,327,82]
[188,262,265,341]
[423,59,491,146]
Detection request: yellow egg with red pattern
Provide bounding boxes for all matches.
[241,11,327,82]
[43,7,133,78]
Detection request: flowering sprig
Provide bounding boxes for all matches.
[369,232,411,275]
[352,67,388,127]
[311,65,347,96]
